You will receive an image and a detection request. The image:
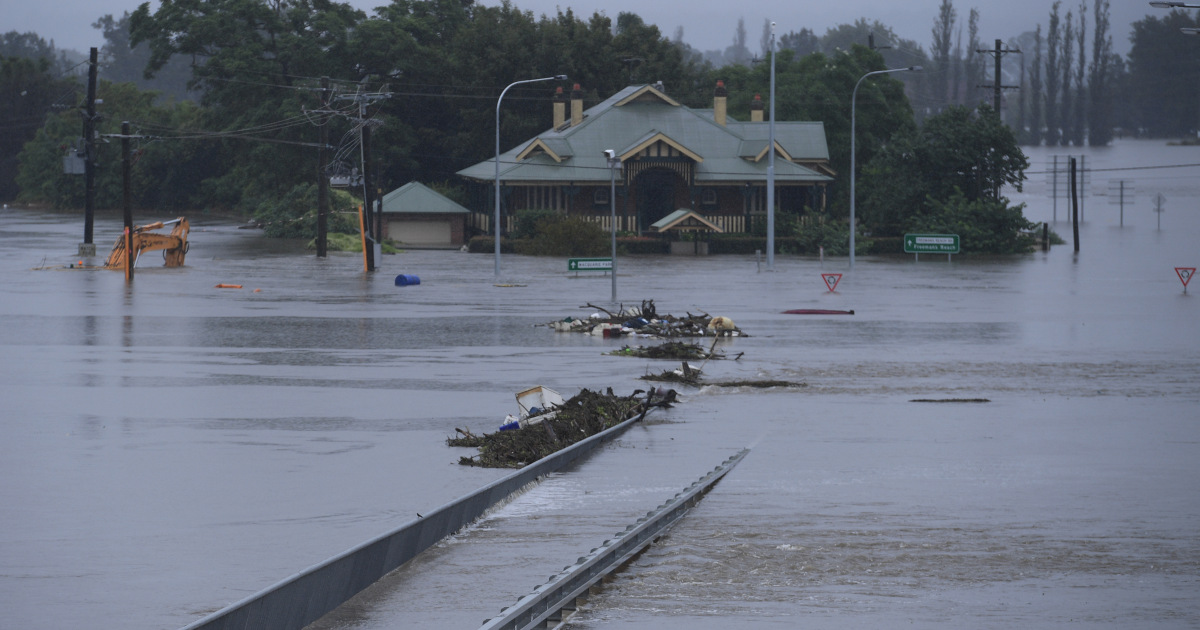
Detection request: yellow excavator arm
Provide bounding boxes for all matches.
[105,218,190,269]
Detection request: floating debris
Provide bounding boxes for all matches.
[909,398,991,403]
[547,300,746,338]
[607,341,718,360]
[448,388,678,468]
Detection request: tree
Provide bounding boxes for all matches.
[1043,1,1061,146]
[858,104,1030,239]
[779,28,819,58]
[725,17,752,66]
[1028,25,1043,145]
[1059,8,1073,146]
[1127,9,1200,138]
[965,9,982,106]
[931,0,956,108]
[93,13,194,102]
[1070,3,1087,146]
[16,80,207,210]
[1088,0,1114,145]
[1,56,79,201]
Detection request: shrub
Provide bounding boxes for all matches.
[254,184,360,238]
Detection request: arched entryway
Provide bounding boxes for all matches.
[634,168,684,233]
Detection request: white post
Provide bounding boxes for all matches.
[495,75,566,277]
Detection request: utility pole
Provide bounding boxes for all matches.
[976,39,1021,113]
[80,47,98,257]
[316,77,331,258]
[337,86,390,271]
[121,121,133,281]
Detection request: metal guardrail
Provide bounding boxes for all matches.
[179,404,657,630]
[479,448,750,630]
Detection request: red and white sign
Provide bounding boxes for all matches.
[821,273,842,292]
[1176,267,1195,291]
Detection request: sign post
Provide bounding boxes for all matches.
[1176,267,1195,294]
[904,234,960,262]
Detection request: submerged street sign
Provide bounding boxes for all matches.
[1176,267,1195,294]
[904,234,960,254]
[568,257,612,272]
[821,273,842,292]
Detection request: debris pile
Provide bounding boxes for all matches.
[607,341,720,360]
[448,388,678,468]
[547,300,746,338]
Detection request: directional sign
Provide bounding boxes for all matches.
[568,257,612,272]
[904,234,960,254]
[821,273,842,292]
[1176,267,1195,293]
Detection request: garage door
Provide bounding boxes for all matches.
[389,219,451,246]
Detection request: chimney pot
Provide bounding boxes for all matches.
[714,80,728,126]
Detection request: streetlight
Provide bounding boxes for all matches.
[604,149,622,301]
[850,66,921,269]
[1149,2,1199,8]
[496,75,567,277]
[766,21,777,270]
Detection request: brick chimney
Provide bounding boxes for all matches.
[552,86,567,128]
[570,83,584,127]
[714,80,728,126]
[750,93,764,122]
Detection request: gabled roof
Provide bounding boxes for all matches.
[650,209,724,233]
[380,182,469,214]
[457,84,832,186]
[515,137,573,162]
[619,130,704,163]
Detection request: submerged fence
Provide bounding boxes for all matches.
[180,409,652,630]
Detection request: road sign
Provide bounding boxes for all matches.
[821,273,842,292]
[904,234,960,254]
[568,257,611,272]
[1176,267,1195,293]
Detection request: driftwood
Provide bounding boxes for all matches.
[447,388,678,468]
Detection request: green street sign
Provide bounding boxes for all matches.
[568,257,612,271]
[904,234,960,254]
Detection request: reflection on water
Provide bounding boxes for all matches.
[0,140,1197,629]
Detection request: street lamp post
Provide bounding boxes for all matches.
[605,150,622,302]
[850,66,920,269]
[496,75,567,277]
[766,21,777,270]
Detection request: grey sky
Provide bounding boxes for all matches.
[6,0,1160,61]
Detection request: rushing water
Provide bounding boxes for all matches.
[1,139,1197,629]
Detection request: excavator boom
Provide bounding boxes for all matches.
[105,217,190,269]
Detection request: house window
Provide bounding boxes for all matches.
[701,188,717,206]
[594,187,610,205]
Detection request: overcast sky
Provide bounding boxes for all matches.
[7,0,1161,60]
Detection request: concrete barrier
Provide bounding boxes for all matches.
[180,410,650,630]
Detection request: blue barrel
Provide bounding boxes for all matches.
[394,274,421,286]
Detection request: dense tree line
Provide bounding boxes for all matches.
[6,0,1195,251]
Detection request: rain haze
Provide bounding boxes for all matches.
[6,0,1160,60]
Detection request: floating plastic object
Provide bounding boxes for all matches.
[394,274,421,286]
[215,284,243,289]
[499,386,564,430]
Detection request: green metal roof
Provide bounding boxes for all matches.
[458,84,832,186]
[380,182,469,214]
[650,208,724,233]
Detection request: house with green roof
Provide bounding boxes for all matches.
[379,181,470,248]
[456,81,834,236]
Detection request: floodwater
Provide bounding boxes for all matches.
[1,139,1197,629]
